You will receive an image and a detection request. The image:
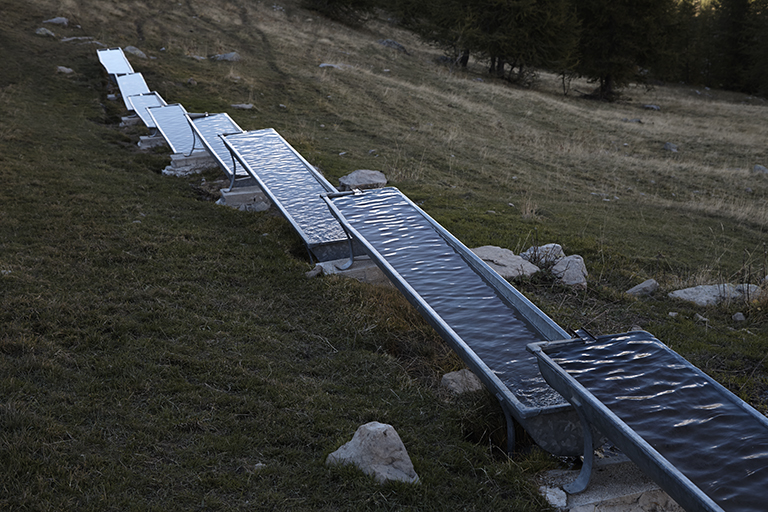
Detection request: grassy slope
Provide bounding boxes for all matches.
[1,0,766,509]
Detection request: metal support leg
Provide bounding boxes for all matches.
[563,398,594,494]
[498,400,516,455]
[334,230,355,271]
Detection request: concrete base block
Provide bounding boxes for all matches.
[315,256,391,286]
[138,135,167,150]
[216,186,271,212]
[120,115,142,127]
[537,456,684,512]
[162,152,217,176]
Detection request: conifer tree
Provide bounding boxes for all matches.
[574,0,677,99]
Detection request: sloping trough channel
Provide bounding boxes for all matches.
[222,128,362,263]
[323,187,588,456]
[529,332,768,512]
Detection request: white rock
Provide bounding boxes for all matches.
[753,164,768,174]
[35,27,56,37]
[56,66,74,74]
[472,246,539,279]
[339,169,387,191]
[124,45,147,59]
[626,278,659,297]
[733,312,746,322]
[539,486,568,509]
[326,422,419,484]
[668,284,760,306]
[441,369,483,394]
[520,243,565,266]
[664,142,678,152]
[44,17,69,26]
[211,51,241,62]
[551,255,588,289]
[231,103,254,110]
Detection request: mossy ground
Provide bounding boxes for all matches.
[1,0,766,510]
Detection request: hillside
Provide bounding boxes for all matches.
[1,0,767,509]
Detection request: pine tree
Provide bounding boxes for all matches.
[574,0,677,99]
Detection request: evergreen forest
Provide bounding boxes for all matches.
[308,0,768,98]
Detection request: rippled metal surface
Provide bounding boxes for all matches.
[97,48,134,75]
[224,129,347,246]
[331,187,566,408]
[189,114,247,178]
[147,104,204,155]
[551,332,768,512]
[116,73,149,110]
[127,92,166,129]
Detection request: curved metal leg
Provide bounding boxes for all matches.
[563,401,594,494]
[335,230,355,271]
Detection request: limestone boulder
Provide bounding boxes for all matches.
[668,284,760,307]
[626,279,659,297]
[326,422,419,484]
[552,255,588,289]
[339,169,387,191]
[124,46,147,59]
[471,245,539,279]
[211,51,241,62]
[520,243,565,267]
[35,27,56,38]
[441,369,483,394]
[44,17,69,27]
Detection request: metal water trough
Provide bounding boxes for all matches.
[127,92,166,130]
[323,187,589,456]
[96,47,134,77]
[185,113,253,190]
[528,331,768,511]
[222,129,361,263]
[146,104,206,156]
[115,73,150,111]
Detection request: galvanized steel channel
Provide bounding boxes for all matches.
[323,187,587,456]
[223,129,353,262]
[147,104,206,156]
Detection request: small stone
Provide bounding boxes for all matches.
[231,103,254,110]
[753,164,768,174]
[441,369,484,394]
[254,462,266,471]
[472,246,539,279]
[124,46,147,59]
[643,104,661,111]
[187,78,197,85]
[520,243,565,267]
[539,486,567,509]
[664,142,678,152]
[378,39,408,54]
[56,66,74,74]
[35,27,56,38]
[733,312,746,322]
[669,312,678,318]
[211,51,240,62]
[44,16,69,26]
[551,255,588,289]
[278,104,287,109]
[339,169,387,191]
[326,422,419,484]
[626,278,659,297]
[305,266,323,278]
